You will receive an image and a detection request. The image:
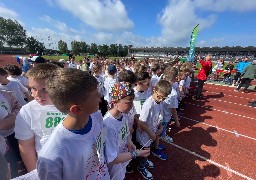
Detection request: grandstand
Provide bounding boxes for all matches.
[128,46,256,60]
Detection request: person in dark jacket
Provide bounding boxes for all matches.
[193,54,212,100]
[235,60,256,93]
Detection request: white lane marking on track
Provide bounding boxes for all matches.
[185,102,256,121]
[204,90,254,101]
[169,143,254,180]
[205,83,256,96]
[180,116,256,141]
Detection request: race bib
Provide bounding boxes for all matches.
[118,120,130,145]
[95,128,106,163]
[0,101,10,113]
[39,111,66,136]
[133,99,145,115]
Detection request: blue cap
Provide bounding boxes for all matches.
[108,64,117,73]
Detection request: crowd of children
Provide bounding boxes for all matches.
[0,56,195,180]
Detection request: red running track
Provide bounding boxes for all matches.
[126,83,256,180]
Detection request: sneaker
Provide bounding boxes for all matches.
[137,166,153,180]
[234,89,239,92]
[126,165,133,173]
[152,149,168,160]
[146,159,154,169]
[161,135,174,143]
[152,143,166,150]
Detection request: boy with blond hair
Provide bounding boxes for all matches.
[14,63,62,172]
[104,82,150,180]
[37,68,110,179]
[136,80,171,180]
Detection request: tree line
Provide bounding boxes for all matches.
[0,17,129,57]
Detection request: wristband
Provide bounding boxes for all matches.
[130,150,138,159]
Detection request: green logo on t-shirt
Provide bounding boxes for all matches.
[44,112,66,128]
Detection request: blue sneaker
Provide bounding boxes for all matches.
[137,166,153,180]
[152,149,168,160]
[152,143,166,150]
[146,159,154,169]
[158,144,166,150]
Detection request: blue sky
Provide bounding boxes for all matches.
[1,0,256,49]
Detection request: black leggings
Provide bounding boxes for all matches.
[197,80,206,98]
[237,78,253,90]
[233,72,241,81]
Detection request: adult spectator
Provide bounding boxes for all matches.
[235,60,256,93]
[193,54,212,100]
[232,57,250,86]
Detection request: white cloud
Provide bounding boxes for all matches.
[0,3,18,19]
[27,27,76,49]
[157,0,216,47]
[53,0,134,31]
[0,3,25,27]
[40,15,78,34]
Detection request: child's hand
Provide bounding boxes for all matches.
[127,142,136,152]
[129,127,134,134]
[155,127,163,136]
[137,149,150,157]
[150,133,157,141]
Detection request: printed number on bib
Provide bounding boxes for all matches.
[40,111,66,136]
[0,101,10,113]
[119,120,130,143]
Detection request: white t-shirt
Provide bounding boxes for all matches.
[103,112,130,180]
[8,76,28,87]
[162,83,179,122]
[37,111,109,180]
[179,79,185,87]
[0,102,8,119]
[94,75,105,97]
[136,96,163,147]
[0,93,13,137]
[68,62,77,68]
[12,169,39,180]
[127,106,136,129]
[133,87,151,115]
[184,76,192,88]
[15,100,66,152]
[173,82,180,100]
[151,74,160,88]
[0,80,28,106]
[104,76,117,103]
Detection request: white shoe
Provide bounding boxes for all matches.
[161,136,174,143]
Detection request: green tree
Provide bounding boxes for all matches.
[120,45,129,57]
[71,40,80,55]
[109,44,118,57]
[58,39,68,54]
[90,43,98,55]
[98,44,109,57]
[25,36,45,53]
[0,17,6,47]
[0,17,27,48]
[79,41,89,54]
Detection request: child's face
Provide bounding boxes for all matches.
[29,78,52,106]
[138,79,150,91]
[83,89,101,114]
[0,75,7,84]
[115,95,134,114]
[152,90,167,104]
